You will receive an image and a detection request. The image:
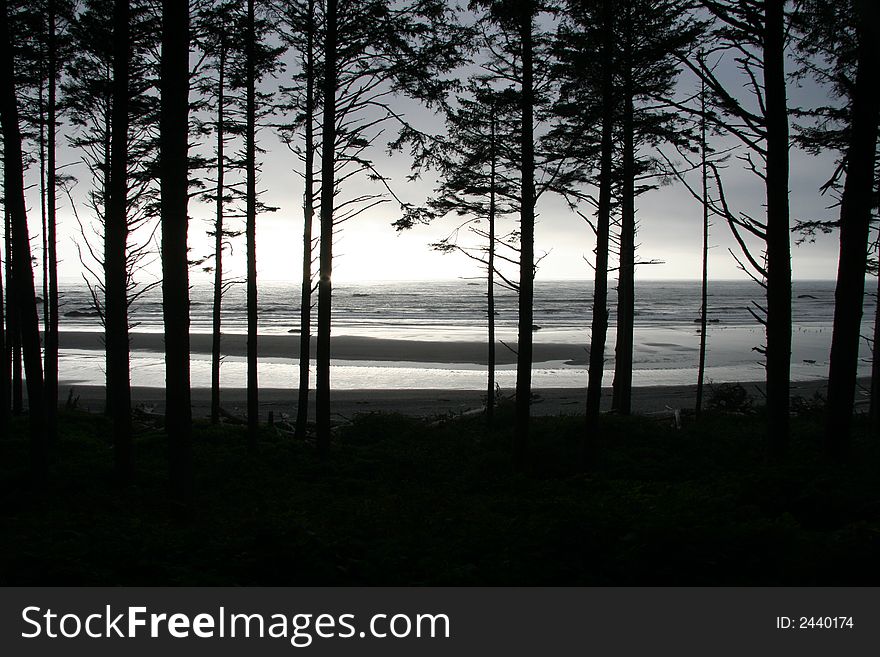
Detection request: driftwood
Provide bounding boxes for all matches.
[219,407,246,425]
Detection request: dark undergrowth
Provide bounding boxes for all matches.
[1,402,879,585]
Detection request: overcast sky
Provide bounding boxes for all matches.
[39,15,853,288]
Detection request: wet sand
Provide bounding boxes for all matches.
[59,378,852,421]
[58,330,588,365]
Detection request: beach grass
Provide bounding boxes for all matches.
[1,403,879,585]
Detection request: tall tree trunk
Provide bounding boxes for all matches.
[5,205,21,415]
[295,0,316,442]
[245,0,258,450]
[210,43,226,426]
[106,0,132,482]
[486,108,496,429]
[316,0,337,457]
[513,10,535,469]
[611,29,635,416]
[0,217,7,432]
[101,125,112,416]
[763,0,791,458]
[585,0,614,459]
[825,0,880,456]
[160,0,192,499]
[870,245,880,438]
[45,0,59,442]
[696,77,709,417]
[39,55,48,340]
[0,2,47,476]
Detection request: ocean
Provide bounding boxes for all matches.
[53,279,874,390]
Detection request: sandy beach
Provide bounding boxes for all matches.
[59,378,854,421]
[59,330,588,365]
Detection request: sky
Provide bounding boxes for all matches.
[37,10,853,288]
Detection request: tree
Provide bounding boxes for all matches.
[105,0,134,480]
[192,0,243,425]
[4,196,21,416]
[473,0,561,467]
[43,0,76,444]
[240,0,282,448]
[314,0,468,455]
[555,0,617,452]
[418,80,521,428]
[794,0,880,456]
[65,0,160,480]
[0,0,47,476]
[0,206,7,433]
[20,0,74,444]
[194,0,244,424]
[160,0,192,498]
[274,0,320,442]
[513,1,536,467]
[316,0,336,456]
[606,0,700,415]
[245,0,258,448]
[695,75,711,417]
[685,0,794,456]
[871,227,880,437]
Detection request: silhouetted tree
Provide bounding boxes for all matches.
[274,0,320,442]
[685,0,794,457]
[42,0,75,444]
[605,0,700,415]
[244,0,258,448]
[794,0,879,456]
[105,0,134,480]
[65,0,160,481]
[0,0,47,476]
[871,231,880,437]
[472,0,559,467]
[160,0,193,498]
[555,0,616,453]
[0,208,7,433]
[4,198,21,416]
[315,0,467,455]
[418,81,520,427]
[239,0,282,448]
[695,76,711,417]
[14,0,74,444]
[192,0,246,425]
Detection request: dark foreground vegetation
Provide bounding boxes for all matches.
[2,400,879,585]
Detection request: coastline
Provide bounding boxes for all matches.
[58,378,856,419]
[59,330,587,365]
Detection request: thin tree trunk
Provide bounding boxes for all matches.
[763,0,791,458]
[245,0,258,450]
[514,10,535,469]
[0,2,47,476]
[870,247,880,437]
[316,0,337,457]
[106,0,133,482]
[611,38,635,416]
[295,0,316,442]
[160,0,192,499]
[696,77,709,417]
[486,109,496,429]
[585,0,614,459]
[5,204,22,415]
[0,216,7,432]
[210,43,226,426]
[39,54,48,340]
[2,210,9,421]
[825,0,880,456]
[46,0,59,442]
[101,118,112,415]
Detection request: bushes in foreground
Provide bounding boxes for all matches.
[0,408,878,585]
